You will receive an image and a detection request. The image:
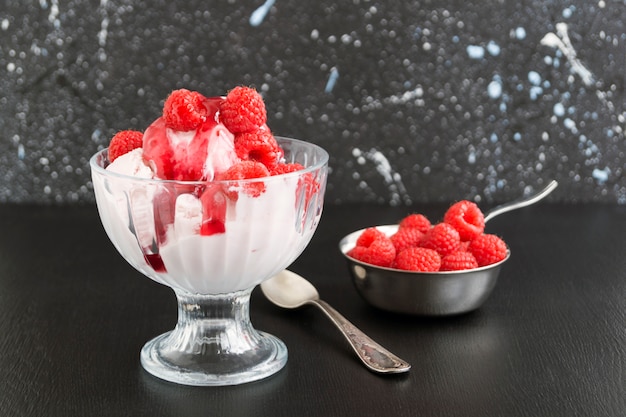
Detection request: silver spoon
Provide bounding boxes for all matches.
[260,270,411,374]
[484,180,558,222]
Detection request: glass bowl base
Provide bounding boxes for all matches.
[140,330,287,386]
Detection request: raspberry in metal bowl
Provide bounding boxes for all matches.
[339,181,557,316]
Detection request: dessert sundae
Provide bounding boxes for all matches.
[90,86,328,385]
[92,86,327,294]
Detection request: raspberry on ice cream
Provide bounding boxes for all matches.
[219,86,267,133]
[142,98,238,181]
[113,87,289,184]
[162,89,211,132]
[234,125,283,169]
[108,130,144,162]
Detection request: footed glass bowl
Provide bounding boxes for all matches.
[90,137,328,386]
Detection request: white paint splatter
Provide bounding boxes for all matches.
[249,0,275,27]
[97,0,109,62]
[514,27,527,40]
[529,86,543,101]
[592,167,610,184]
[488,78,502,99]
[563,118,578,133]
[384,86,424,104]
[540,21,624,158]
[528,71,541,85]
[562,6,575,19]
[466,45,485,59]
[553,103,565,117]
[98,17,109,47]
[324,67,339,93]
[361,86,425,110]
[46,0,60,29]
[352,147,410,205]
[468,150,476,164]
[487,41,501,56]
[540,23,594,87]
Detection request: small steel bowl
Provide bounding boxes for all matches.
[339,225,510,316]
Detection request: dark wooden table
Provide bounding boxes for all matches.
[0,203,624,417]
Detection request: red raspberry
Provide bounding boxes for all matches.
[108,130,143,162]
[347,235,396,268]
[458,240,471,252]
[468,234,508,266]
[390,227,424,252]
[444,200,485,241]
[234,126,283,169]
[398,213,431,233]
[440,251,479,271]
[219,86,267,133]
[270,162,305,175]
[393,247,441,272]
[421,222,461,257]
[162,89,210,131]
[216,160,270,198]
[355,227,387,248]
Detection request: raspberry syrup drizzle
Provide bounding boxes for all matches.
[144,253,167,273]
[138,187,175,274]
[199,184,227,236]
[140,183,227,274]
[142,96,225,182]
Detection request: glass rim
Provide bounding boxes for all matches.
[89,136,329,186]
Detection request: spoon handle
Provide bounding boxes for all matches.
[484,180,558,223]
[309,299,411,374]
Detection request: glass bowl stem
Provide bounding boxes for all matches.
[140,288,287,386]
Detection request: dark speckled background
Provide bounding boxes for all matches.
[1,0,624,205]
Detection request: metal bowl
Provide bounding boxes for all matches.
[339,225,510,316]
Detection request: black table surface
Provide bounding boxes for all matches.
[0,202,624,417]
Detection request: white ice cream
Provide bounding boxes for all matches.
[106,148,154,178]
[93,157,322,294]
[157,178,316,294]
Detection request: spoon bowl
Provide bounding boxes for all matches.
[340,181,557,316]
[260,270,319,308]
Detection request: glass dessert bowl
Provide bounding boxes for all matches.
[91,137,328,386]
